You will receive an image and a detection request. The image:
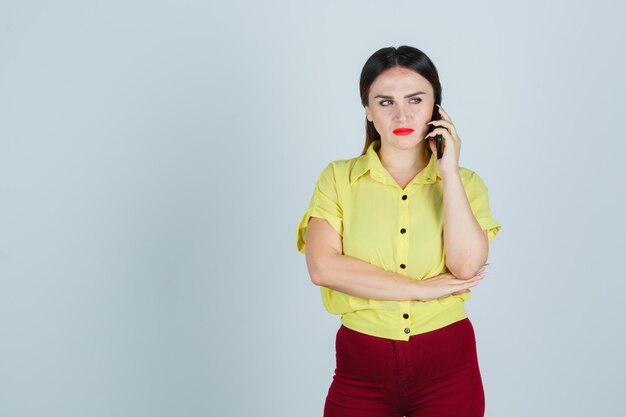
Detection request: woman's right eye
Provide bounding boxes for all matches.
[379,100,392,106]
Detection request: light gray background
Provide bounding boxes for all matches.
[1,1,625,416]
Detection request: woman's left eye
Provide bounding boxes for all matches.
[410,98,422,104]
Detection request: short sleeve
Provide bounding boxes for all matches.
[464,170,502,242]
[295,163,343,254]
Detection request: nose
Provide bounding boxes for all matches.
[393,103,411,122]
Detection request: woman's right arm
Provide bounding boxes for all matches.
[304,217,486,302]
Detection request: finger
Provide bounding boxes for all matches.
[468,279,483,287]
[437,105,451,121]
[425,127,454,141]
[427,119,452,129]
[455,281,480,293]
[470,274,486,282]
[437,107,460,136]
[432,107,461,139]
[448,270,485,280]
[425,123,453,137]
[427,127,457,145]
[453,276,484,286]
[428,119,458,138]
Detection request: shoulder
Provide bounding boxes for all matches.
[317,155,361,183]
[458,166,486,185]
[457,166,492,198]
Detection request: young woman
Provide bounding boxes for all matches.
[296,45,501,417]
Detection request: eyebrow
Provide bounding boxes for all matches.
[373,91,426,99]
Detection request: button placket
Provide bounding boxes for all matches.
[398,192,409,273]
[399,192,411,336]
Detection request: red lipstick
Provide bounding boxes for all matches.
[393,128,414,136]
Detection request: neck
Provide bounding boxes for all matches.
[377,142,430,174]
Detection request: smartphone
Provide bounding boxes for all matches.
[427,106,444,159]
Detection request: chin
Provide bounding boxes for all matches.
[386,136,423,147]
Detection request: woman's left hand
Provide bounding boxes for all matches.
[425,105,461,177]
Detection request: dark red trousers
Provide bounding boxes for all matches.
[324,317,485,417]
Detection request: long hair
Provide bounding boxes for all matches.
[359,46,442,156]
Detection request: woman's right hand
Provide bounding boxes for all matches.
[414,267,487,301]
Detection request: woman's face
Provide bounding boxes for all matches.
[365,66,435,150]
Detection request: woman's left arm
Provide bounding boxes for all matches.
[426,105,488,280]
[441,171,489,280]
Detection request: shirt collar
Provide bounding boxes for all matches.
[349,140,441,187]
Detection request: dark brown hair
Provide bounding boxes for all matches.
[359,46,442,156]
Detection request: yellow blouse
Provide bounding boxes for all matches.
[296,140,501,341]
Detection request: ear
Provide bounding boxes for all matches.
[365,106,372,122]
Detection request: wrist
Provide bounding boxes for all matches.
[411,280,426,301]
[440,169,460,181]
